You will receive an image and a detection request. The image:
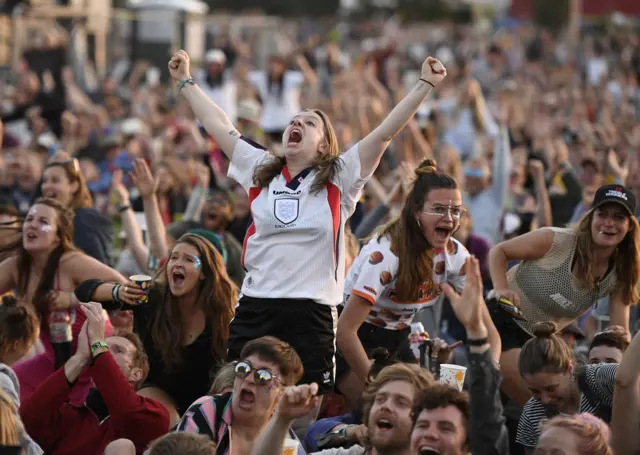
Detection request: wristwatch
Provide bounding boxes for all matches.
[316,425,354,450]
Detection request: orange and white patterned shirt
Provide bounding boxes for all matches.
[344,235,469,330]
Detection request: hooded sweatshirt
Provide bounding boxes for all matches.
[0,363,43,455]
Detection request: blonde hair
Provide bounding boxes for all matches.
[540,414,612,455]
[573,209,640,305]
[209,362,236,395]
[0,389,21,446]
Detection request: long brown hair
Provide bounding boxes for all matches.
[378,159,459,302]
[0,198,76,315]
[44,158,93,210]
[252,109,342,194]
[573,209,640,305]
[150,234,237,369]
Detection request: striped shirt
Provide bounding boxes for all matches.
[175,392,305,455]
[516,363,618,448]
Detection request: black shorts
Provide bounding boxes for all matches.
[227,296,337,394]
[488,300,532,352]
[335,322,415,382]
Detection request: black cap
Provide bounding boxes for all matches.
[591,184,636,216]
[561,323,586,340]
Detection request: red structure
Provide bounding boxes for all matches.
[511,0,640,18]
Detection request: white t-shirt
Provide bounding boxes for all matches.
[196,69,237,124]
[344,235,469,330]
[228,138,371,306]
[248,71,304,132]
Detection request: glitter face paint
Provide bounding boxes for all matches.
[191,255,202,270]
[41,224,53,233]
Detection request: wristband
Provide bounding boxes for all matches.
[117,204,131,213]
[420,78,435,88]
[112,284,122,304]
[177,78,196,90]
[466,337,489,347]
[90,341,108,355]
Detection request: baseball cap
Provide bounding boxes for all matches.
[591,184,636,216]
[561,323,586,340]
[205,49,226,65]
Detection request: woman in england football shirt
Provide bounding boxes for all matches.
[168,49,448,394]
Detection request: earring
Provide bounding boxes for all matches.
[416,217,421,228]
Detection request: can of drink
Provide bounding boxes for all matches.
[49,310,72,344]
[409,322,427,362]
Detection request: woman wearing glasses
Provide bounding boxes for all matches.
[175,336,305,455]
[40,154,114,264]
[336,159,501,401]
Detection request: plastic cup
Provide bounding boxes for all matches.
[282,439,299,455]
[130,274,152,304]
[439,364,467,391]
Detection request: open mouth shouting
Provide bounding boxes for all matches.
[25,230,38,242]
[375,417,395,433]
[287,127,303,147]
[238,387,256,410]
[418,446,441,455]
[171,269,186,286]
[434,226,453,243]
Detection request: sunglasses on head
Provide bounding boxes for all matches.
[234,361,279,387]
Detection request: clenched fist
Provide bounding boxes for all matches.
[168,50,191,82]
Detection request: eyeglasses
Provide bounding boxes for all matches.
[465,168,484,178]
[234,361,279,387]
[422,205,464,220]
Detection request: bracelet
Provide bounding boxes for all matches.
[466,337,489,347]
[177,78,196,90]
[90,340,108,355]
[117,204,131,213]
[112,284,122,304]
[420,78,435,88]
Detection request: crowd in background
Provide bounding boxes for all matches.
[0,10,640,455]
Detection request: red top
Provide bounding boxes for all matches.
[20,352,169,455]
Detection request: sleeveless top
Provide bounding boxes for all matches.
[507,227,617,335]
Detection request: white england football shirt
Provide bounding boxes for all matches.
[228,137,371,306]
[343,235,469,330]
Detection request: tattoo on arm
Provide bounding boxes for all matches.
[229,130,239,137]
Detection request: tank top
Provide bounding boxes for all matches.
[508,227,617,335]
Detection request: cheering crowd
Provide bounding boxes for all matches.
[1,16,640,455]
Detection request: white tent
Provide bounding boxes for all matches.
[127,0,209,14]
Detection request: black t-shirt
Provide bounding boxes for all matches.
[123,290,221,414]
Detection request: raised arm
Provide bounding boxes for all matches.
[168,50,241,160]
[130,159,168,261]
[611,329,640,455]
[357,57,447,178]
[111,169,149,273]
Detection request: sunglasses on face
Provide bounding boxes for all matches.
[235,361,279,387]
